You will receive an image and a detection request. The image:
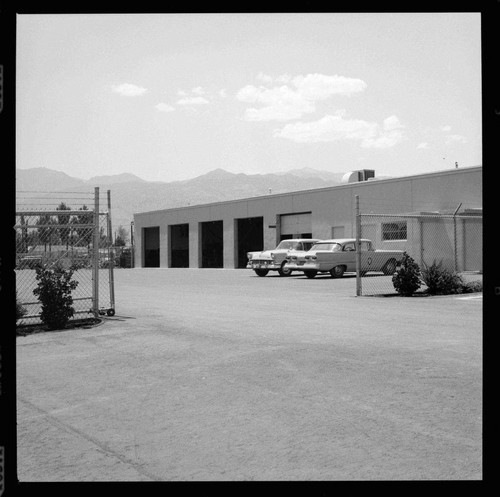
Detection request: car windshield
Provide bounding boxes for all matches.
[310,242,342,252]
[276,241,301,250]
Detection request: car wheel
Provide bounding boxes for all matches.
[278,262,292,277]
[382,259,397,275]
[304,270,317,279]
[254,268,269,277]
[330,265,345,278]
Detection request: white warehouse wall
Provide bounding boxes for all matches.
[133,166,482,269]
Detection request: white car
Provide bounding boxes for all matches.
[285,238,403,278]
[247,239,320,277]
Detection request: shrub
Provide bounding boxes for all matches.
[33,263,79,330]
[392,252,421,296]
[460,280,483,294]
[420,260,464,295]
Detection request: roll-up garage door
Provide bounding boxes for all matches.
[280,212,312,238]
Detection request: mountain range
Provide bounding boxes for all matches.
[15,167,380,234]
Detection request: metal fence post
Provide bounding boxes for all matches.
[419,218,424,267]
[355,195,362,296]
[92,187,100,317]
[453,203,462,272]
[130,220,135,268]
[107,190,115,313]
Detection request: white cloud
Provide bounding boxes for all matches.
[177,96,210,105]
[445,134,467,145]
[240,85,316,121]
[417,142,429,149]
[361,115,405,148]
[111,83,148,96]
[236,73,367,122]
[219,89,227,98]
[293,73,367,100]
[274,113,377,143]
[256,72,274,84]
[155,103,175,112]
[382,115,403,131]
[274,112,405,149]
[440,125,452,132]
[192,86,206,95]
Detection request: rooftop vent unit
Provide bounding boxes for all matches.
[341,169,376,183]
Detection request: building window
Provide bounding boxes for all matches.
[381,221,407,241]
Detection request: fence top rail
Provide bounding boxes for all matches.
[15,210,109,216]
[359,212,482,220]
[14,223,95,229]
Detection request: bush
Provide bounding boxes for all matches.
[392,252,422,296]
[33,263,79,330]
[460,280,483,294]
[420,260,464,295]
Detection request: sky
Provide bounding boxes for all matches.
[16,13,482,183]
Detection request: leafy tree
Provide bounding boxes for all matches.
[98,226,110,248]
[16,232,28,254]
[18,214,29,253]
[72,205,93,248]
[56,202,72,249]
[114,225,129,247]
[36,214,56,252]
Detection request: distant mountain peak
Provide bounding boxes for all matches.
[16,166,351,230]
[86,173,145,185]
[16,167,85,191]
[276,167,347,182]
[200,168,233,177]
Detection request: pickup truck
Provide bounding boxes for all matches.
[284,238,403,278]
[247,238,320,277]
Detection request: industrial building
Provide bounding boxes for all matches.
[133,166,482,270]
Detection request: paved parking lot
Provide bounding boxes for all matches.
[16,268,482,481]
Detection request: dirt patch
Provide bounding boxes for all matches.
[16,318,102,336]
[371,289,482,298]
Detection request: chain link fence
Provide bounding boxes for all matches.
[355,209,483,296]
[15,188,116,327]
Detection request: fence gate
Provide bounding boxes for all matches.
[16,187,116,326]
[355,208,482,296]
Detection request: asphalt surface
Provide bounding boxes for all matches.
[16,268,482,481]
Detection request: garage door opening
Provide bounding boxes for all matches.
[280,212,312,241]
[169,223,189,267]
[143,226,160,267]
[236,217,264,268]
[201,220,223,268]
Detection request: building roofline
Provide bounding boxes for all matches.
[134,165,482,218]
